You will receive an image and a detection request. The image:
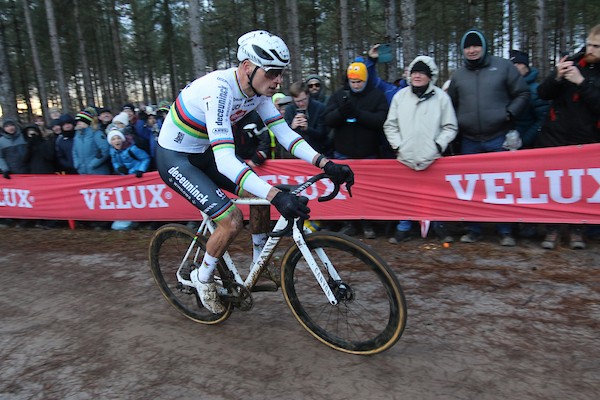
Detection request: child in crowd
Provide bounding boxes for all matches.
[107,128,150,177]
[107,128,150,230]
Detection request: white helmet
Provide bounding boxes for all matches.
[237,30,290,70]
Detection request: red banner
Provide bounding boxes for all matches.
[1,144,599,223]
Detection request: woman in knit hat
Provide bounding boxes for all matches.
[107,128,150,177]
[107,128,151,231]
[384,55,458,244]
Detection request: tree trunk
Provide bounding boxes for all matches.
[340,0,350,72]
[534,0,548,78]
[73,0,95,106]
[384,0,398,81]
[286,0,302,82]
[12,2,34,121]
[23,0,50,123]
[110,0,126,106]
[309,0,319,75]
[161,0,178,98]
[0,19,18,120]
[188,0,207,77]
[44,0,70,113]
[400,0,416,65]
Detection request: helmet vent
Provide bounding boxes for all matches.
[252,45,274,61]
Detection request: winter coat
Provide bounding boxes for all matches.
[448,30,530,142]
[384,81,458,171]
[72,126,111,175]
[513,67,550,148]
[0,123,29,174]
[284,98,330,154]
[55,131,77,174]
[25,134,56,174]
[110,144,150,174]
[324,80,389,158]
[535,53,600,147]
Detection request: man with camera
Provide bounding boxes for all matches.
[534,24,600,250]
[284,81,330,155]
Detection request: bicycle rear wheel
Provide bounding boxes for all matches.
[148,223,232,324]
[281,232,407,355]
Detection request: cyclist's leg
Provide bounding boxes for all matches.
[156,146,242,313]
[188,146,270,262]
[250,205,270,262]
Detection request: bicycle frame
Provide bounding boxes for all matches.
[182,197,340,305]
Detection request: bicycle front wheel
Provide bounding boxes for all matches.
[281,232,407,355]
[148,223,232,324]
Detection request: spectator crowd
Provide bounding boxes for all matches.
[1,25,599,250]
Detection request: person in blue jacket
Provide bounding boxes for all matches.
[365,44,408,105]
[107,128,150,177]
[107,128,150,230]
[509,49,550,148]
[72,108,111,175]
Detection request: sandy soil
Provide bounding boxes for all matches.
[0,223,599,400]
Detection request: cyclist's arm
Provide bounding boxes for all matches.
[204,90,274,199]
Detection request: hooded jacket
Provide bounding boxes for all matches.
[384,56,458,171]
[0,120,29,174]
[448,29,530,141]
[324,79,389,158]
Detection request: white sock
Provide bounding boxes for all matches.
[252,233,268,263]
[195,253,219,282]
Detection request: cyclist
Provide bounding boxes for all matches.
[156,30,354,314]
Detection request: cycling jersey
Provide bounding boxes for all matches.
[158,67,318,199]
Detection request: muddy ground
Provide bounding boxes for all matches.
[0,223,599,400]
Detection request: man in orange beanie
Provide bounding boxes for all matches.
[323,60,389,239]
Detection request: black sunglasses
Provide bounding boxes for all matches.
[308,83,321,88]
[262,67,285,80]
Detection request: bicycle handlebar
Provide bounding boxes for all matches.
[269,173,342,237]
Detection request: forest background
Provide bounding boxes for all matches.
[0,0,598,124]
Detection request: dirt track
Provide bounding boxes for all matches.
[1,224,599,399]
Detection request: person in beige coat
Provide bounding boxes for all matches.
[383,55,458,243]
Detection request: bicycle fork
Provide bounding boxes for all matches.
[292,222,340,305]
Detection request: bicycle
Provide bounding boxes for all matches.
[148,173,407,355]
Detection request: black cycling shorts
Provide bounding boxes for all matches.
[156,145,237,221]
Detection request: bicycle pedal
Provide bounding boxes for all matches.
[251,284,279,292]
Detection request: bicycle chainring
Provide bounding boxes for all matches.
[224,282,253,311]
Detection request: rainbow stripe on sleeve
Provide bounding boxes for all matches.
[232,167,254,196]
[170,97,208,139]
[263,114,287,129]
[287,136,307,154]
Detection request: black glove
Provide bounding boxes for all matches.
[339,99,357,118]
[323,161,354,195]
[271,191,310,220]
[2,170,10,179]
[135,170,143,178]
[117,166,128,175]
[95,148,103,159]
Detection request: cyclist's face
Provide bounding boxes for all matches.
[244,61,283,97]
